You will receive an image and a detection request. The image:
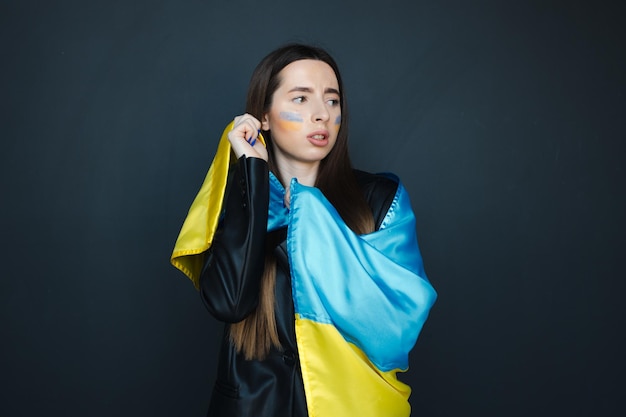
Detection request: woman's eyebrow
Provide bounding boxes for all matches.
[287,86,340,95]
[288,86,313,93]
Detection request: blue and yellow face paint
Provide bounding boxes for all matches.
[334,114,342,133]
[277,111,304,131]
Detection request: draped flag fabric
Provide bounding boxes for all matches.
[171,123,437,416]
[267,174,437,417]
[170,121,265,288]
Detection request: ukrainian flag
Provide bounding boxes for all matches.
[268,174,436,417]
[172,123,437,416]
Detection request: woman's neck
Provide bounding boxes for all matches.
[274,157,319,187]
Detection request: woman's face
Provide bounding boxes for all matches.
[262,59,342,172]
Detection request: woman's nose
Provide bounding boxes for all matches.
[311,99,330,122]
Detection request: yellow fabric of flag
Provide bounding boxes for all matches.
[170,121,265,289]
[296,316,412,417]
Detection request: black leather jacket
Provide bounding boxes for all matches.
[200,156,398,417]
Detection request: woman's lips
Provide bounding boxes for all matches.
[307,130,329,146]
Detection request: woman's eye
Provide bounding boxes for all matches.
[293,96,306,104]
[327,99,340,106]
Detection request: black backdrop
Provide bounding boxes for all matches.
[1,0,624,416]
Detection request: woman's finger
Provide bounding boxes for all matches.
[232,115,261,142]
[227,114,267,161]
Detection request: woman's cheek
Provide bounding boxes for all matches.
[277,112,303,131]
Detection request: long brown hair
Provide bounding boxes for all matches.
[229,44,375,360]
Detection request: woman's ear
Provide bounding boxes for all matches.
[261,114,270,131]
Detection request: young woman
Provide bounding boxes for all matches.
[172,44,437,417]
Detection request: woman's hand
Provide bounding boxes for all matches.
[227,114,268,161]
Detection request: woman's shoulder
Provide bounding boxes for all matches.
[353,169,399,229]
[353,169,399,197]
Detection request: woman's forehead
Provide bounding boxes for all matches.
[276,60,339,92]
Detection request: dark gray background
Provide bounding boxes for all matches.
[1,0,624,416]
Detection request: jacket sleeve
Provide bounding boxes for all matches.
[199,156,269,323]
